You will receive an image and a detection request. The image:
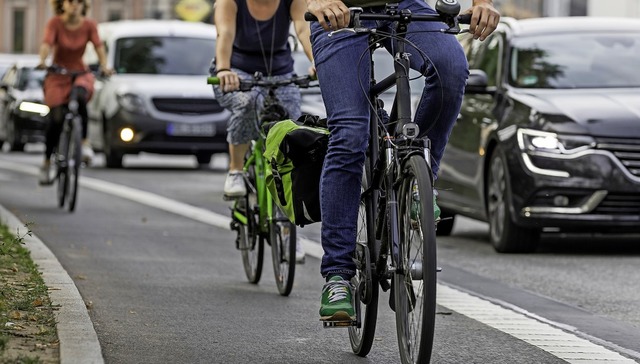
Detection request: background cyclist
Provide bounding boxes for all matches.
[305,0,500,321]
[211,0,315,262]
[36,0,113,185]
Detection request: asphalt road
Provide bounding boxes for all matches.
[1,147,639,363]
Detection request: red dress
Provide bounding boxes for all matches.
[42,16,101,108]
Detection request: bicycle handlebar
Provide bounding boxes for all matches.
[304,3,472,30]
[207,74,318,92]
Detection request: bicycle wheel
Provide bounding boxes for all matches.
[55,123,70,208]
[66,117,82,212]
[394,155,437,364]
[349,166,379,357]
[236,163,264,284]
[269,201,296,296]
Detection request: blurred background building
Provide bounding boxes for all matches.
[2,0,639,54]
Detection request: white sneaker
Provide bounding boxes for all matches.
[295,239,306,264]
[38,164,53,186]
[81,143,95,164]
[223,171,246,197]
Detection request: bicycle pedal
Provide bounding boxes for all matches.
[223,194,239,201]
[321,320,357,328]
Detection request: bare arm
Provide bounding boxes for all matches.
[214,0,239,91]
[37,43,51,69]
[95,45,115,76]
[291,0,315,75]
[465,0,500,41]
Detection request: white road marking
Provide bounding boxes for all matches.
[1,159,637,363]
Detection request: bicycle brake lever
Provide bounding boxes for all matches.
[328,27,372,37]
[328,28,357,37]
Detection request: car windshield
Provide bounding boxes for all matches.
[510,32,640,89]
[18,68,46,89]
[114,36,215,75]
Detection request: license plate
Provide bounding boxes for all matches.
[167,123,216,136]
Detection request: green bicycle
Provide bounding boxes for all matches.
[208,73,316,296]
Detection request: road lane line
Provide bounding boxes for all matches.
[1,159,637,363]
[437,285,637,363]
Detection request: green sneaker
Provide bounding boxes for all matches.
[319,276,355,321]
[410,189,441,226]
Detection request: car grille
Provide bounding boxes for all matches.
[596,137,640,177]
[152,98,225,115]
[593,193,640,215]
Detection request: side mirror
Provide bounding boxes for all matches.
[465,69,493,94]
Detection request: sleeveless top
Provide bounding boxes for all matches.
[231,0,294,76]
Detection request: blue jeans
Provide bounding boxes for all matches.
[311,0,469,279]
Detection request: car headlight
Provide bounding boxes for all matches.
[517,129,595,155]
[117,93,147,114]
[18,101,50,116]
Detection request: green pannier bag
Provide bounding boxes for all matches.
[263,115,329,226]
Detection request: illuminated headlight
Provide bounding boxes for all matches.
[19,102,50,116]
[117,93,147,114]
[517,129,595,155]
[119,127,135,142]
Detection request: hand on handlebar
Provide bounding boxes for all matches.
[464,1,500,41]
[100,66,116,77]
[216,69,241,93]
[36,63,47,70]
[306,0,351,31]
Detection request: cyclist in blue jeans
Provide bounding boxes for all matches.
[306,0,500,321]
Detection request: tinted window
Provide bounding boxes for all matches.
[114,37,216,75]
[468,33,502,87]
[510,32,640,88]
[17,68,46,89]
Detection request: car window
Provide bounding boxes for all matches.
[468,33,502,87]
[17,68,46,90]
[114,37,216,75]
[510,32,640,89]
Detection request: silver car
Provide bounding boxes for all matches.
[84,20,230,168]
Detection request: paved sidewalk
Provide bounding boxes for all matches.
[0,204,104,364]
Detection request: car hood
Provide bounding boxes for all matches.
[13,88,44,104]
[511,88,640,137]
[106,74,215,98]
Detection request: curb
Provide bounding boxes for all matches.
[0,204,104,364]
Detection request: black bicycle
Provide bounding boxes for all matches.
[208,73,317,296]
[46,65,92,212]
[307,1,470,362]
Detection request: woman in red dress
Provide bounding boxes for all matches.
[36,0,113,184]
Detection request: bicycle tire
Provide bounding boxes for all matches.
[269,201,296,296]
[66,117,82,212]
[349,165,379,357]
[238,163,264,283]
[394,155,437,364]
[56,122,70,208]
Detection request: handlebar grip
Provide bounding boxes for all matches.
[458,13,471,25]
[207,76,220,85]
[304,12,318,22]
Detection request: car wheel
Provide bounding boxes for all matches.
[7,118,25,152]
[103,123,124,168]
[487,148,539,253]
[436,209,455,236]
[105,148,123,168]
[196,153,212,168]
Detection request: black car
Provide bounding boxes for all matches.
[0,58,48,151]
[436,17,640,253]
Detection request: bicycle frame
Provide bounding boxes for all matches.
[362,14,434,282]
[238,136,274,235]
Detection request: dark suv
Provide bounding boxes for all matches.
[436,17,640,253]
